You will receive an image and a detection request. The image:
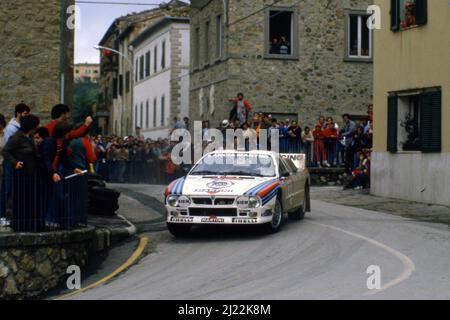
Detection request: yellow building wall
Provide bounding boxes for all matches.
[373,0,450,152]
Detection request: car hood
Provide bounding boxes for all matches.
[179,176,277,196]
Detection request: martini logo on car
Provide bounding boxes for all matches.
[206,181,235,190]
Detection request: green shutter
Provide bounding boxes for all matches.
[415,0,428,25]
[390,0,400,31]
[387,95,398,152]
[420,90,442,153]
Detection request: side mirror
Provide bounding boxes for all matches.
[182,165,192,175]
[281,172,290,178]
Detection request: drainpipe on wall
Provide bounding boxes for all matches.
[60,0,67,104]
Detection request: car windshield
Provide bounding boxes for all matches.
[190,153,276,177]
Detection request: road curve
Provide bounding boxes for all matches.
[72,200,450,300]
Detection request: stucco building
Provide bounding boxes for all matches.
[98,0,189,136]
[189,0,374,127]
[371,0,449,205]
[75,63,100,83]
[0,0,74,120]
[131,17,190,140]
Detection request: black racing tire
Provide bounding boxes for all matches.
[167,223,192,237]
[263,197,284,234]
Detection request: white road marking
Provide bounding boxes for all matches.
[308,221,416,295]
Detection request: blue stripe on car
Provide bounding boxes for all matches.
[245,179,278,197]
[262,186,280,205]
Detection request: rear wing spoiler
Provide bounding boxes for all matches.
[280,153,307,171]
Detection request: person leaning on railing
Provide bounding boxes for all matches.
[2,115,44,232]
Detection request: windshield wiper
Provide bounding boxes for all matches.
[224,171,265,177]
[190,170,219,176]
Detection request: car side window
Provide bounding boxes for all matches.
[279,159,291,177]
[284,158,298,173]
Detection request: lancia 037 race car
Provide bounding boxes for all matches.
[165,150,311,237]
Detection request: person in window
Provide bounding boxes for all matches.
[269,37,281,54]
[279,36,291,55]
[401,0,416,29]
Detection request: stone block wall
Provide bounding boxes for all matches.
[0,0,74,120]
[0,227,94,300]
[190,0,373,128]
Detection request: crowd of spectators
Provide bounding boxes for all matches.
[0,95,374,231]
[0,103,96,231]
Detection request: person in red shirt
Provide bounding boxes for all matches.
[44,104,93,138]
[323,122,338,166]
[228,93,253,125]
[313,124,329,167]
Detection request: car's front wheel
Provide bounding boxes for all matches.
[263,197,284,234]
[167,223,192,237]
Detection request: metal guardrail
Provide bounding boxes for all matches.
[10,171,88,232]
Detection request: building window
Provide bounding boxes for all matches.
[118,75,123,96]
[161,40,166,69]
[146,100,150,129]
[140,103,144,128]
[154,46,158,73]
[135,59,138,82]
[387,89,441,153]
[125,71,130,93]
[265,8,297,59]
[391,0,428,31]
[216,15,222,59]
[139,56,144,80]
[345,13,372,61]
[134,105,138,129]
[145,51,151,77]
[153,98,158,128]
[204,21,210,65]
[112,78,118,99]
[161,96,166,126]
[194,27,200,68]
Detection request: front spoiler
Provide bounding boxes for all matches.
[167,216,273,225]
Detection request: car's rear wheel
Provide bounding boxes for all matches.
[167,223,192,237]
[263,198,284,234]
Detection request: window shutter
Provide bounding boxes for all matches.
[390,0,400,31]
[420,90,441,153]
[387,95,398,152]
[415,0,428,25]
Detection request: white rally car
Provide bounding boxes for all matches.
[165,150,311,237]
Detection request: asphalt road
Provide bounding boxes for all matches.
[71,195,450,300]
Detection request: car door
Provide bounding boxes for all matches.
[278,158,296,212]
[284,158,305,210]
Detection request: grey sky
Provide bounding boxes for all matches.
[75,0,173,63]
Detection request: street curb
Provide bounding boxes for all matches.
[56,236,150,300]
[91,215,138,252]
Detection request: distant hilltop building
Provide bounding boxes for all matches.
[75,63,100,84]
[0,0,74,120]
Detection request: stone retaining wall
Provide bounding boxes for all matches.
[309,168,349,187]
[0,227,106,300]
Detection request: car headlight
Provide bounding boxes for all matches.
[167,195,180,207]
[248,196,262,209]
[237,196,250,209]
[177,196,191,208]
[237,196,261,209]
